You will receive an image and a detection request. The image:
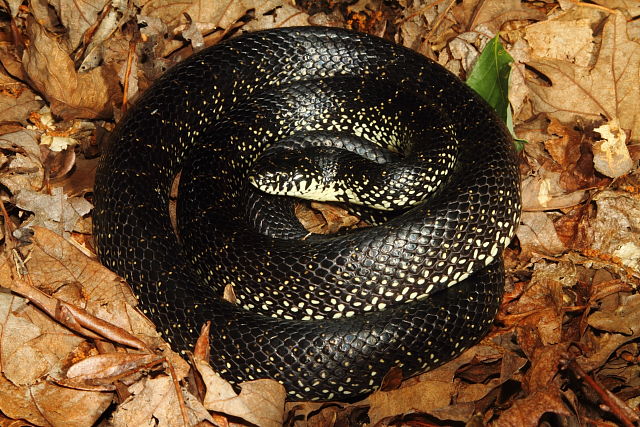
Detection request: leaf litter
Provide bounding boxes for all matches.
[0,0,638,426]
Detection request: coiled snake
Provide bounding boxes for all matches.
[93,26,521,401]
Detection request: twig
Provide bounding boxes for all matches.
[561,357,639,427]
[166,358,190,427]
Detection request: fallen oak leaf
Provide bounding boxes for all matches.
[525,12,640,141]
[367,338,508,424]
[5,225,164,351]
[110,375,213,427]
[4,227,193,424]
[9,272,149,352]
[191,318,286,425]
[21,17,120,120]
[493,388,571,427]
[579,293,640,372]
[55,353,165,391]
[55,300,149,351]
[0,292,112,425]
[195,358,286,427]
[65,353,164,386]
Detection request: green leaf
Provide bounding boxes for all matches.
[467,35,525,149]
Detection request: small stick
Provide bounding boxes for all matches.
[561,356,638,427]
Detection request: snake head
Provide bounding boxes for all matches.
[248,146,343,201]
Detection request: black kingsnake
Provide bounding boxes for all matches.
[93,26,521,401]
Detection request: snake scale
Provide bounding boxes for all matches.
[93,26,521,401]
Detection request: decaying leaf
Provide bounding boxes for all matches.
[13,187,92,236]
[525,11,640,141]
[22,18,120,120]
[0,129,44,195]
[111,376,213,426]
[196,358,286,427]
[0,72,44,123]
[592,119,633,178]
[589,190,640,272]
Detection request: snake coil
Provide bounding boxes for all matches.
[93,27,521,401]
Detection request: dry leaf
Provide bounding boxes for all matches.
[111,376,213,426]
[367,341,506,423]
[526,12,640,142]
[0,226,197,424]
[589,190,640,272]
[0,72,43,123]
[0,129,44,194]
[196,358,286,427]
[516,211,566,257]
[396,0,457,56]
[505,262,576,346]
[14,187,92,236]
[22,18,120,120]
[453,0,545,33]
[242,0,311,32]
[524,15,595,67]
[520,171,587,211]
[44,0,109,51]
[592,119,633,178]
[368,380,456,424]
[493,388,571,427]
[0,292,111,426]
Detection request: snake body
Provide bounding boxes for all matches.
[93,27,521,401]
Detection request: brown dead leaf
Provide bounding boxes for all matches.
[589,190,640,272]
[545,118,605,193]
[22,18,120,120]
[493,388,571,427]
[284,401,367,426]
[525,12,640,142]
[504,262,576,346]
[0,226,191,425]
[0,290,85,387]
[65,352,162,384]
[580,293,640,371]
[0,292,111,426]
[593,119,634,178]
[368,379,456,424]
[516,211,566,258]
[367,340,507,424]
[111,376,213,426]
[296,202,364,234]
[553,203,592,251]
[520,170,587,211]
[0,72,43,123]
[26,380,112,427]
[196,358,286,427]
[141,0,309,54]
[524,12,595,67]
[14,187,92,236]
[453,0,545,33]
[242,0,311,32]
[396,0,457,57]
[519,118,606,211]
[524,343,570,392]
[291,403,368,427]
[19,227,175,354]
[0,129,44,195]
[47,0,109,51]
[60,155,99,197]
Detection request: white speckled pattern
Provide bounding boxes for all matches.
[93,27,521,401]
